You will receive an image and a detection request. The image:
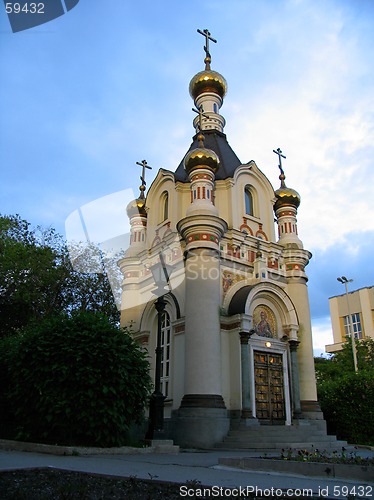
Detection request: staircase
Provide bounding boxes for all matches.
[215,420,351,452]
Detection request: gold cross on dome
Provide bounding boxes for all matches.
[136,159,152,187]
[136,159,152,198]
[197,28,217,69]
[273,148,286,186]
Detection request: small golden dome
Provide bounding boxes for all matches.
[126,197,147,218]
[274,185,301,211]
[184,146,220,174]
[189,69,227,101]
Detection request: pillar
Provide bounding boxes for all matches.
[289,340,302,419]
[239,330,258,425]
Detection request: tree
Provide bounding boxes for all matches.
[2,312,151,447]
[317,370,374,445]
[0,214,120,337]
[315,337,374,382]
[315,338,374,445]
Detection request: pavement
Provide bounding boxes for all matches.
[0,445,373,499]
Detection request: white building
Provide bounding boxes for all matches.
[119,31,325,448]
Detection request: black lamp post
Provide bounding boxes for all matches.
[146,252,173,440]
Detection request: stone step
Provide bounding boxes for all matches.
[215,421,351,452]
[215,440,350,451]
[226,427,332,435]
[231,422,327,432]
[222,434,338,444]
[226,427,329,434]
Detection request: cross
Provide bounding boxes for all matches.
[197,28,217,68]
[192,105,209,133]
[273,148,286,177]
[136,159,152,187]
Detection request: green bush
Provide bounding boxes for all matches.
[1,313,151,447]
[317,370,374,446]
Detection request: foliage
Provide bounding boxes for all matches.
[1,312,152,447]
[0,214,120,337]
[315,337,374,382]
[279,448,374,465]
[334,336,374,371]
[317,370,374,445]
[315,338,374,445]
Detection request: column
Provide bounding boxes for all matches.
[289,340,302,419]
[239,331,251,418]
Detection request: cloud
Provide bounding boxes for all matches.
[225,3,374,253]
[311,316,333,357]
[308,229,374,321]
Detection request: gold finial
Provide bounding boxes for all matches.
[197,28,217,70]
[192,105,209,146]
[273,148,286,187]
[136,159,152,199]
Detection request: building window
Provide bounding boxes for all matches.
[245,186,254,216]
[343,313,363,339]
[161,311,171,397]
[160,191,169,221]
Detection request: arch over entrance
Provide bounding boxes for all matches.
[228,282,299,339]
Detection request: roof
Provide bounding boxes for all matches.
[329,285,374,301]
[174,129,242,182]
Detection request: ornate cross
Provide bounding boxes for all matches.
[136,159,152,199]
[273,148,286,186]
[197,28,217,68]
[136,159,152,187]
[192,105,209,133]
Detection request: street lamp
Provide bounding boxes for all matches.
[146,252,173,440]
[337,276,358,372]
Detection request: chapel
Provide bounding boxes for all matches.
[119,30,324,448]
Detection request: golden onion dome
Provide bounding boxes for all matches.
[126,196,147,218]
[189,69,227,101]
[184,145,220,175]
[274,185,301,211]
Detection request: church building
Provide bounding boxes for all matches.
[119,30,323,448]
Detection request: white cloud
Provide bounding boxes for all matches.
[226,4,374,252]
[311,316,334,356]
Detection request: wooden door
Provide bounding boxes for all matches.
[254,351,285,422]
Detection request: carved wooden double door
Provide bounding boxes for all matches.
[254,351,285,422]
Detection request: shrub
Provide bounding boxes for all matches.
[2,312,151,447]
[317,370,374,446]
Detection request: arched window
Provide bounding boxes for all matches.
[160,191,169,221]
[161,311,171,397]
[245,186,254,216]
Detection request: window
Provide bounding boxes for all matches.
[245,186,253,216]
[343,313,363,339]
[161,311,171,397]
[160,191,169,221]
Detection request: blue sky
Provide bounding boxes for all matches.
[1,0,373,354]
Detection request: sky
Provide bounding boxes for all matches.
[1,0,373,355]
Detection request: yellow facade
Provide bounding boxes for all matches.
[326,286,374,353]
